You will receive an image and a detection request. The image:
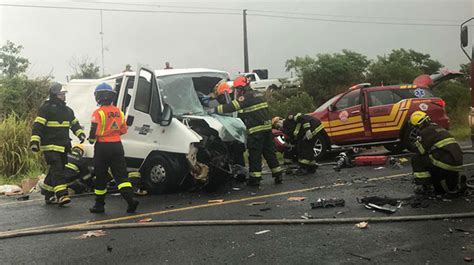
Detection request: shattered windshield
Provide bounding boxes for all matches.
[158,72,228,117]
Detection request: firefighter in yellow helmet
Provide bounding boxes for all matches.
[410,111,466,196]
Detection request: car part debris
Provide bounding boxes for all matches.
[247,201,266,206]
[311,198,345,208]
[355,221,369,229]
[255,230,270,235]
[208,199,224,203]
[0,185,22,195]
[16,195,29,201]
[288,197,306,202]
[358,196,402,213]
[364,203,400,213]
[348,252,371,261]
[259,207,272,212]
[138,218,152,223]
[301,212,313,219]
[75,230,107,239]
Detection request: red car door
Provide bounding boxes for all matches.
[327,88,366,144]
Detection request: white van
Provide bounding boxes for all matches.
[65,67,246,194]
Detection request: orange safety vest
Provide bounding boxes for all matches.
[91,105,128,142]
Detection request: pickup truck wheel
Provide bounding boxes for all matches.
[142,154,182,194]
[401,124,420,152]
[313,134,329,161]
[383,143,405,154]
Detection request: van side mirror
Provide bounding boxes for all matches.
[461,26,469,48]
[159,104,173,126]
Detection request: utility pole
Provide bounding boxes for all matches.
[243,9,249,73]
[100,9,105,76]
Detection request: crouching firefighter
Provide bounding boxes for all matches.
[31,82,86,205]
[88,83,139,213]
[283,113,324,174]
[211,76,283,186]
[410,111,467,196]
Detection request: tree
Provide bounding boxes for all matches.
[458,62,471,88]
[0,40,30,77]
[290,50,370,107]
[367,49,443,86]
[69,57,101,79]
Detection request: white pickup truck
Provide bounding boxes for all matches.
[242,72,282,91]
[65,67,246,194]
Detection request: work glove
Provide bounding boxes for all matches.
[30,141,40,153]
[305,130,312,140]
[207,108,216,115]
[78,133,86,144]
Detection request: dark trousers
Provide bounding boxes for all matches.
[43,151,68,198]
[93,142,132,199]
[412,154,462,194]
[247,130,282,178]
[297,137,318,171]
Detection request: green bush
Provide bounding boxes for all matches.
[267,90,316,117]
[433,81,470,126]
[0,114,46,180]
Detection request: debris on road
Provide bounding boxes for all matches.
[358,196,401,213]
[287,197,306,202]
[259,207,272,212]
[464,256,472,262]
[107,245,113,252]
[310,198,345,209]
[255,230,270,235]
[301,212,313,219]
[138,218,153,223]
[248,253,255,258]
[249,214,264,217]
[16,195,29,201]
[21,177,40,194]
[247,201,267,206]
[75,230,107,239]
[374,166,385,170]
[348,252,371,261]
[393,247,411,252]
[0,185,22,195]
[208,199,225,203]
[232,187,241,191]
[355,221,369,229]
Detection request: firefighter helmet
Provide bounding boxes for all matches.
[49,82,66,97]
[410,111,431,126]
[94,83,116,105]
[72,144,85,156]
[215,80,233,96]
[233,76,250,89]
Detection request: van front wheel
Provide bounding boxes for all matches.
[142,153,183,194]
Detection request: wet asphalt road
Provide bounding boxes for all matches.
[1,151,474,264]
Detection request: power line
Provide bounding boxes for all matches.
[71,0,242,12]
[248,13,459,27]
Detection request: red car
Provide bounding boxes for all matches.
[307,71,461,160]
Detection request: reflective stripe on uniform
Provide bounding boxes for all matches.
[293,123,301,137]
[293,113,302,120]
[303,123,311,129]
[54,184,67,193]
[98,110,106,136]
[40,183,54,192]
[299,159,317,165]
[217,105,224,114]
[239,102,268,113]
[120,111,125,124]
[310,124,324,138]
[415,141,425,155]
[118,182,132,190]
[284,158,293,163]
[40,145,65,152]
[250,172,262,178]
[429,154,463,172]
[248,123,272,134]
[34,116,47,125]
[271,166,283,174]
[128,172,141,178]
[65,163,80,172]
[71,118,79,125]
[74,129,85,137]
[231,100,241,110]
[413,171,431,179]
[46,121,70,128]
[95,189,107,195]
[30,135,41,142]
[432,138,458,150]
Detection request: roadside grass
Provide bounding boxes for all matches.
[0,169,43,186]
[449,123,470,140]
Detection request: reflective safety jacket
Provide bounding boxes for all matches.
[415,123,463,172]
[31,98,84,153]
[65,151,89,179]
[215,90,271,135]
[89,105,127,143]
[283,113,324,142]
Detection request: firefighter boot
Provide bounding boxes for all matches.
[247,176,261,187]
[121,188,139,213]
[89,196,105,213]
[273,171,283,185]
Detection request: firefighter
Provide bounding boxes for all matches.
[211,77,283,186]
[283,113,324,174]
[88,83,138,213]
[31,82,86,205]
[410,111,467,196]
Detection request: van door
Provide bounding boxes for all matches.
[327,88,366,144]
[121,67,201,168]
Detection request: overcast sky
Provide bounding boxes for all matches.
[1,0,473,81]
